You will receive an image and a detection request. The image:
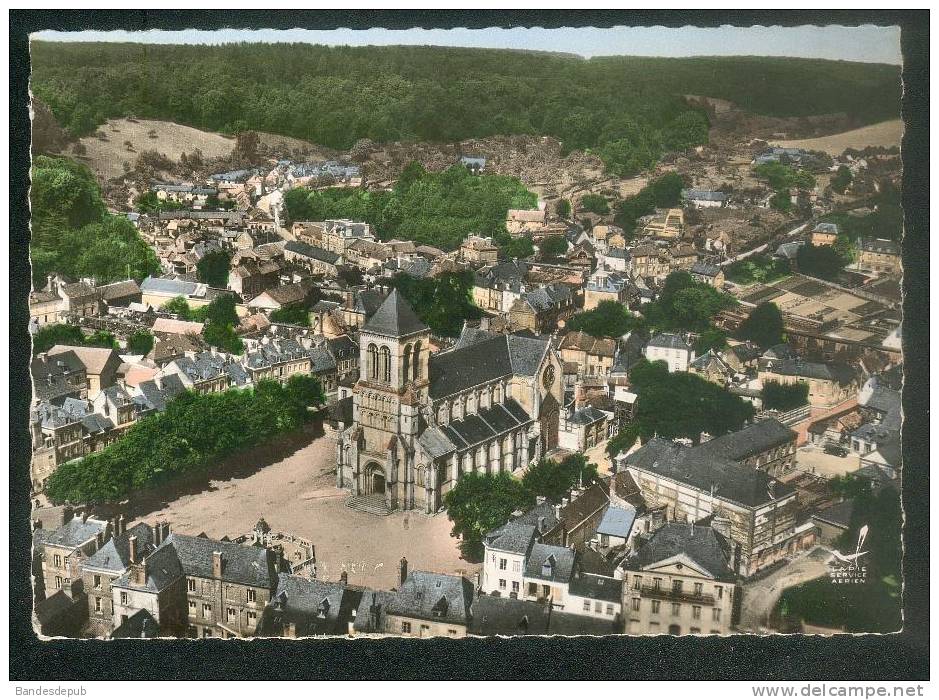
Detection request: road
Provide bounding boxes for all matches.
[737,546,833,633]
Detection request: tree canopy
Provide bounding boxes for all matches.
[642,270,737,334]
[30,156,160,287]
[737,301,785,349]
[762,380,809,411]
[196,249,233,288]
[391,270,482,337]
[45,376,326,505]
[797,243,849,281]
[580,193,610,215]
[32,323,118,356]
[566,300,640,338]
[614,172,686,235]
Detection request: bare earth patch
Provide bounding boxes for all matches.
[125,428,477,590]
[770,119,903,156]
[62,118,235,182]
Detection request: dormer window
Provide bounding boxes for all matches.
[318,597,330,619]
[542,555,556,578]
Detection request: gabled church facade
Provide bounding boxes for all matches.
[334,290,563,513]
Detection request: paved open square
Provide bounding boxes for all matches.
[126,424,479,590]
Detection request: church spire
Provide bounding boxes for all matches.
[362,288,430,337]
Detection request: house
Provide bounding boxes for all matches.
[583,269,637,311]
[283,241,340,277]
[47,345,122,399]
[758,358,859,409]
[31,350,88,404]
[473,260,530,313]
[29,288,64,327]
[689,349,734,385]
[247,280,314,312]
[558,331,617,378]
[459,155,486,174]
[630,244,669,280]
[96,279,143,308]
[811,500,855,545]
[506,207,548,235]
[566,241,597,273]
[856,237,901,275]
[469,594,620,636]
[353,562,474,638]
[460,235,499,265]
[645,333,695,373]
[617,438,815,576]
[481,500,559,599]
[811,222,840,247]
[140,276,210,310]
[227,258,281,299]
[682,189,727,209]
[39,508,112,598]
[619,522,738,635]
[668,244,699,272]
[690,261,725,288]
[151,317,205,337]
[320,220,375,255]
[559,405,610,452]
[596,504,637,549]
[508,283,576,334]
[695,418,798,478]
[604,248,630,273]
[258,575,363,638]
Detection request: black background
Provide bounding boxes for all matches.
[9,10,929,680]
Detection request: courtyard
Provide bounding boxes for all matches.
[125,425,479,590]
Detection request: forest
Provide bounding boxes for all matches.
[31,43,900,178]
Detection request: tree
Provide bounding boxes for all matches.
[694,327,727,355]
[160,296,193,318]
[496,233,534,260]
[762,380,809,411]
[522,454,599,503]
[127,330,154,356]
[32,324,86,355]
[196,249,232,288]
[202,294,239,328]
[737,301,785,349]
[556,198,572,218]
[797,243,848,281]
[831,165,853,194]
[580,194,610,215]
[202,321,243,355]
[84,330,118,350]
[443,472,531,560]
[392,270,481,337]
[269,305,311,326]
[538,235,568,258]
[566,300,640,338]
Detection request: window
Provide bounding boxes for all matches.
[380,346,391,383]
[498,579,506,590]
[120,592,128,606]
[94,597,101,612]
[187,625,197,638]
[694,583,703,596]
[189,601,196,613]
[653,577,661,591]
[227,607,236,622]
[512,561,520,573]
[512,581,520,593]
[203,603,212,618]
[499,558,507,571]
[633,575,642,590]
[64,556,70,568]
[542,585,551,598]
[528,583,538,596]
[187,578,196,592]
[93,575,101,589]
[401,622,411,634]
[671,603,681,616]
[631,598,640,612]
[606,604,614,616]
[247,611,257,626]
[584,600,592,612]
[715,586,723,600]
[672,580,683,594]
[651,600,660,614]
[53,555,61,567]
[690,627,701,634]
[247,589,257,603]
[693,605,702,620]
[203,628,213,638]
[712,608,721,622]
[594,601,602,613]
[448,629,457,636]
[55,576,62,589]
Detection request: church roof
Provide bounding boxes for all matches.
[361,289,429,337]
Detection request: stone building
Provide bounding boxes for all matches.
[334,290,564,514]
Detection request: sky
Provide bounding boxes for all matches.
[32,25,902,65]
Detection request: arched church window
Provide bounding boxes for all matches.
[494,383,502,404]
[367,344,379,380]
[417,465,425,487]
[380,346,391,383]
[402,343,412,384]
[413,341,422,379]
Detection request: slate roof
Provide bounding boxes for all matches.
[436,399,532,451]
[858,237,900,256]
[568,405,608,426]
[97,279,142,302]
[763,358,858,385]
[521,283,572,312]
[691,261,722,278]
[285,240,340,265]
[111,608,161,638]
[140,276,201,297]
[484,501,559,555]
[429,331,550,399]
[384,571,475,626]
[469,595,551,636]
[647,333,691,351]
[144,533,279,589]
[569,572,623,604]
[596,505,637,539]
[813,499,855,529]
[623,523,736,582]
[682,189,727,203]
[622,438,794,508]
[525,543,576,584]
[361,289,429,337]
[813,222,840,235]
[696,419,796,462]
[43,515,108,549]
[258,575,362,637]
[83,523,159,574]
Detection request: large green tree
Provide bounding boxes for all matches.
[196,249,233,288]
[566,300,640,338]
[737,301,785,349]
[391,270,482,337]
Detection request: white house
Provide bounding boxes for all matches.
[644,333,696,373]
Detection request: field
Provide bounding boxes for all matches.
[61,118,235,181]
[770,119,903,156]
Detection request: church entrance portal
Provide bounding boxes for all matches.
[540,393,560,451]
[365,462,386,495]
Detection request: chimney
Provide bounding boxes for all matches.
[536,495,546,506]
[340,570,348,585]
[128,535,138,564]
[152,522,162,546]
[80,511,88,524]
[213,551,223,578]
[284,620,297,638]
[135,559,147,586]
[161,522,171,542]
[553,504,561,521]
[561,498,569,509]
[37,352,48,363]
[398,557,408,587]
[95,531,104,548]
[118,515,126,536]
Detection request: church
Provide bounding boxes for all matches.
[333,290,564,514]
